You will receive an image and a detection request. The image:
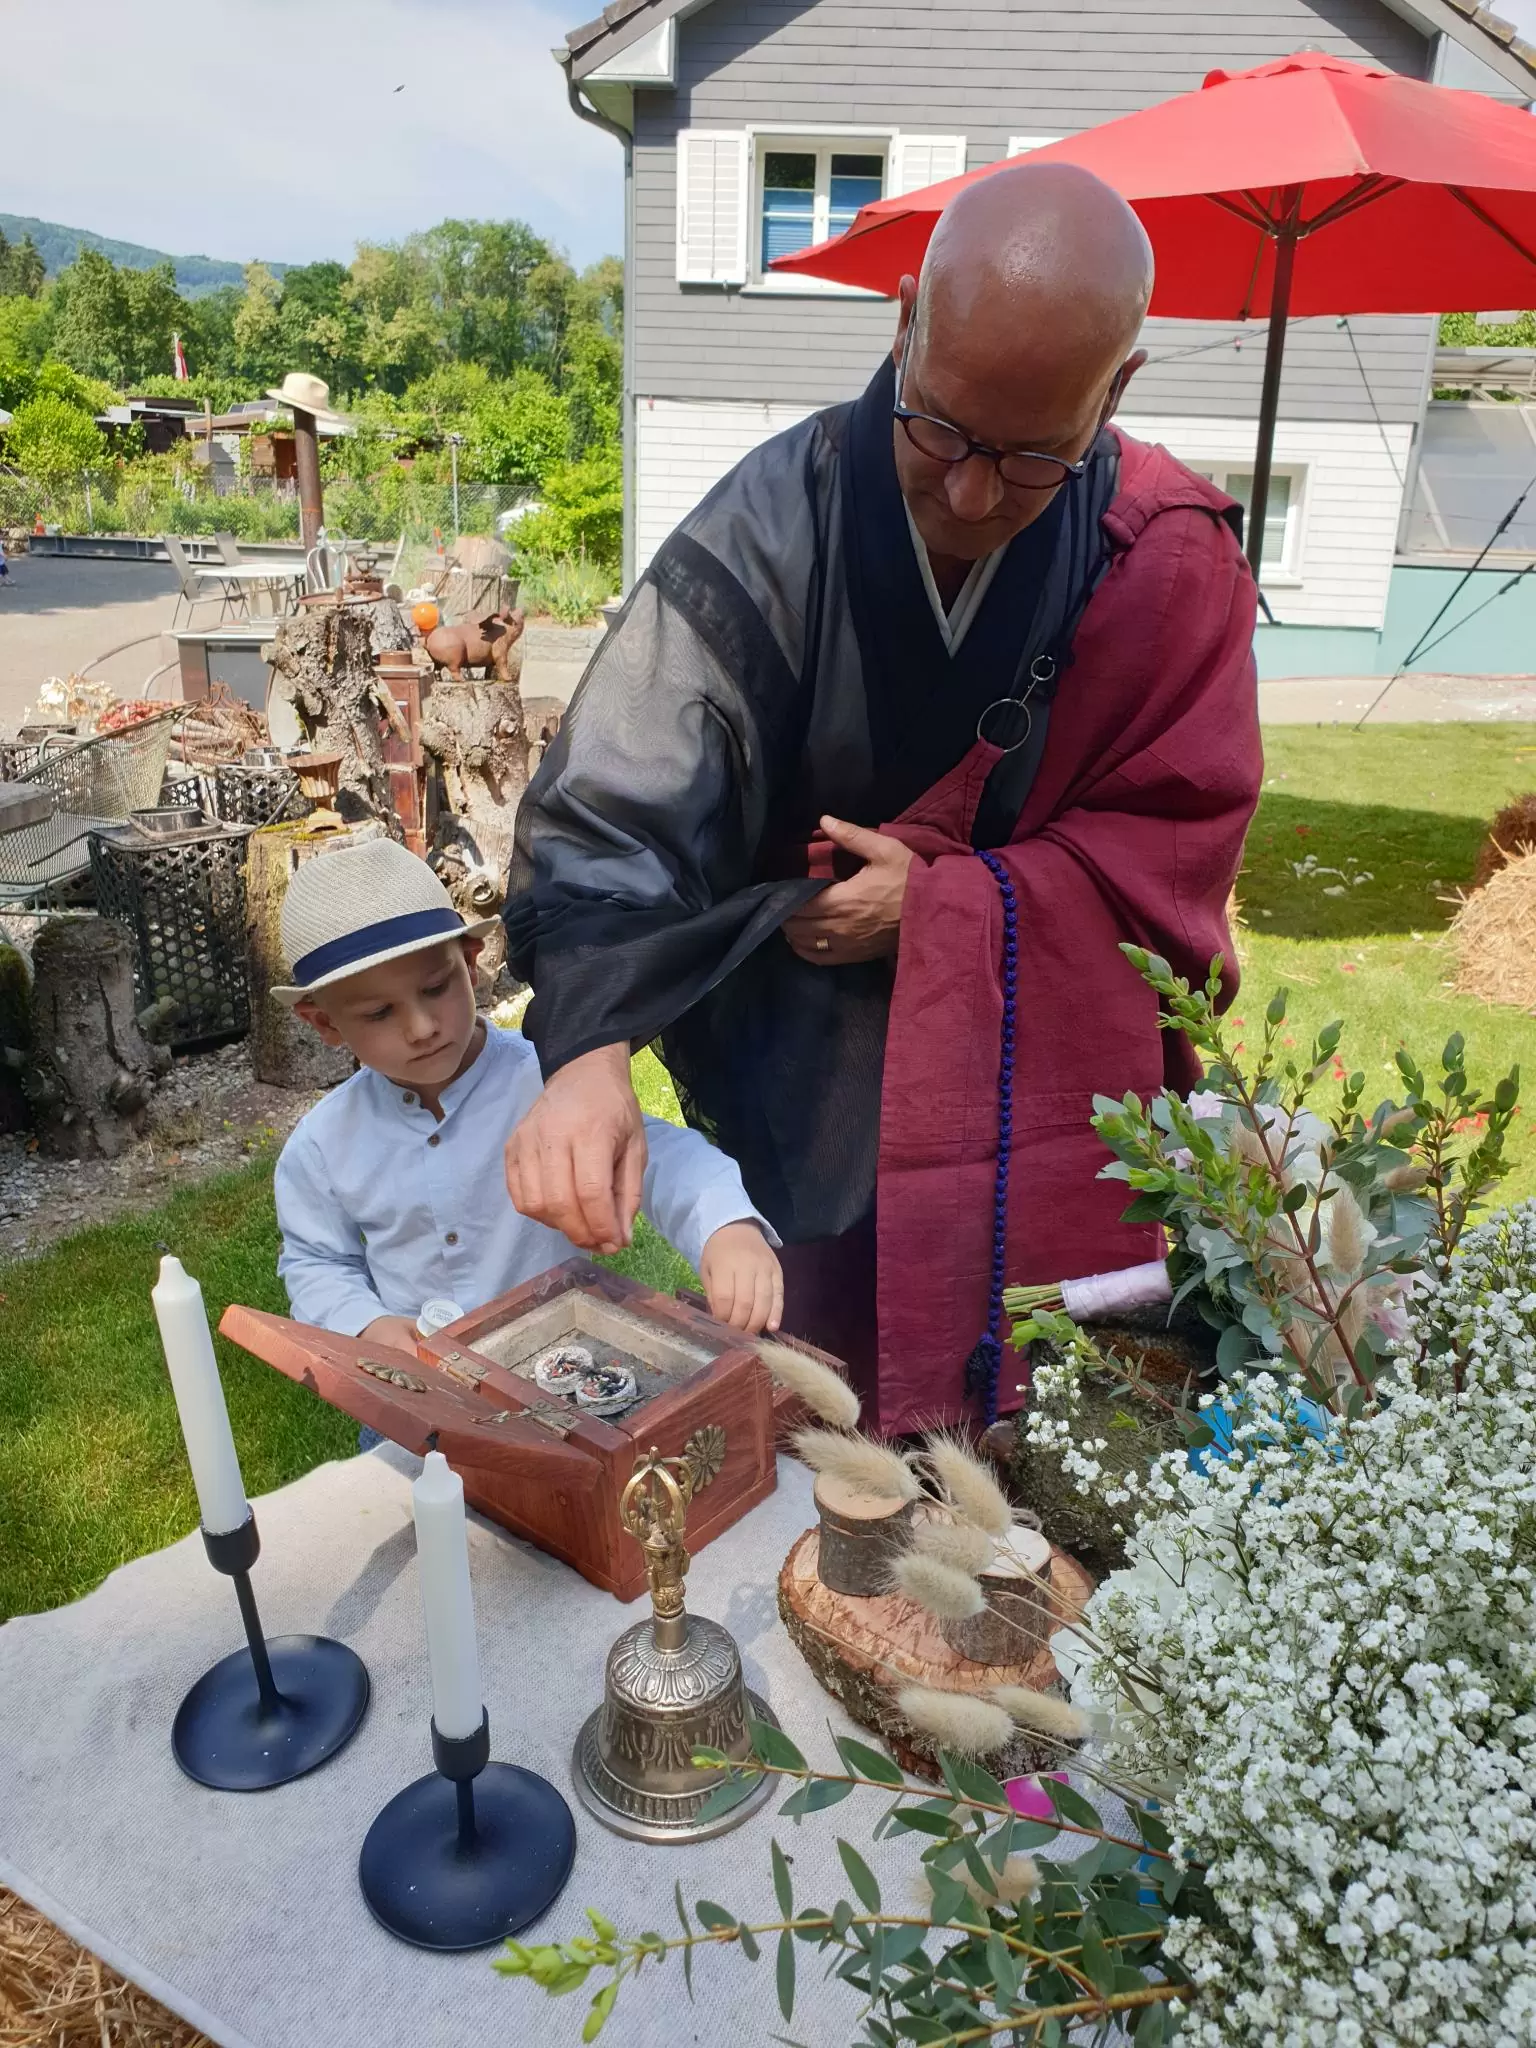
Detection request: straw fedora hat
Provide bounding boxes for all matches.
[272,839,500,1006]
[265,370,350,428]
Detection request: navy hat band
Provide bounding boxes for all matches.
[292,907,466,986]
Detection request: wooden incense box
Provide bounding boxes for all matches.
[220,1258,792,1601]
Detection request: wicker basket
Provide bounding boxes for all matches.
[88,817,254,1047]
[0,713,180,905]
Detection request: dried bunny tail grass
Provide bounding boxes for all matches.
[897,1685,1015,1756]
[889,1551,985,1620]
[792,1427,922,1502]
[990,1686,1090,1743]
[923,1430,1014,1538]
[912,1517,996,1575]
[1381,1163,1430,1191]
[1326,1180,1372,1280]
[913,1855,1039,1910]
[757,1340,860,1430]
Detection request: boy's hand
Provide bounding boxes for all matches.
[361,1313,420,1352]
[699,1221,784,1335]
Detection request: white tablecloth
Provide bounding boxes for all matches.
[0,1449,925,2048]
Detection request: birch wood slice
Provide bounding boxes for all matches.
[777,1526,1095,1783]
[813,1473,915,1595]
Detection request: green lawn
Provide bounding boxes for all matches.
[3,728,1535,1620]
[1237,724,1536,1203]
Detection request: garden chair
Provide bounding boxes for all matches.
[163,535,240,629]
[214,532,244,566]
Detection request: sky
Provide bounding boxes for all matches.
[5,0,624,272]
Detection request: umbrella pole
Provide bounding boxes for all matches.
[1246,214,1299,588]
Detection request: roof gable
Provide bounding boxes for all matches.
[561,0,1536,94]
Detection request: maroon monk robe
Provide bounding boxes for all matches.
[862,432,1261,1434]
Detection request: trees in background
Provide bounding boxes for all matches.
[0,230,45,300]
[0,214,625,581]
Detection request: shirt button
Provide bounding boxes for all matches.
[427,1133,440,1147]
[402,1092,416,1106]
[445,1230,459,1245]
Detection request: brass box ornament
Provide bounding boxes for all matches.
[572,1444,778,1844]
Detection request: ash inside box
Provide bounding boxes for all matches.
[464,1294,716,1423]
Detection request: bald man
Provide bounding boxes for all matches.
[504,164,1262,1433]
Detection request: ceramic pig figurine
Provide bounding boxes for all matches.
[423,608,526,682]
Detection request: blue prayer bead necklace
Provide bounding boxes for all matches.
[962,849,1019,1428]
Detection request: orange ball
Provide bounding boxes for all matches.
[412,601,440,634]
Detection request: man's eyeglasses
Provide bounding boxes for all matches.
[892,327,1124,492]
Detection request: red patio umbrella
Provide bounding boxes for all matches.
[773,53,1536,582]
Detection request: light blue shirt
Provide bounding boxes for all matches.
[274,1023,775,1337]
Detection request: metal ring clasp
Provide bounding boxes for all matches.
[975,654,1055,754]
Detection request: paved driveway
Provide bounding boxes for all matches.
[0,553,182,725]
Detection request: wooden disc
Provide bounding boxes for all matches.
[813,1473,909,1520]
[778,1525,1094,1783]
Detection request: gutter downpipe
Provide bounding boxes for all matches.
[564,61,637,594]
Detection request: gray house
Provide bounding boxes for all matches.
[557,0,1536,676]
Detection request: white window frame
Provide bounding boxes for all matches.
[1007,135,1068,156]
[745,127,894,296]
[1192,462,1308,582]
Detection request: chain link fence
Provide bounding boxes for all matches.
[0,471,532,553]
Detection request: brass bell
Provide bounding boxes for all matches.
[572,1443,778,1843]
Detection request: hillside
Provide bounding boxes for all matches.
[0,215,286,297]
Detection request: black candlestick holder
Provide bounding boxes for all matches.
[171,1511,370,1791]
[358,1710,577,1951]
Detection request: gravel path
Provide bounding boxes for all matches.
[0,1043,318,1263]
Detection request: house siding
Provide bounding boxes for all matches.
[634,397,1411,627]
[630,0,1434,421]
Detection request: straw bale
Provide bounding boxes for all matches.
[1472,792,1536,891]
[1450,849,1536,1014]
[0,1887,210,2047]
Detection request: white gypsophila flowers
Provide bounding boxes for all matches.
[1060,1202,1536,2047]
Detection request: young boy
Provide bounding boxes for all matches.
[272,839,784,1346]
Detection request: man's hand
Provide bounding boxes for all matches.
[505,1042,646,1254]
[361,1313,421,1353]
[783,814,915,966]
[699,1220,784,1334]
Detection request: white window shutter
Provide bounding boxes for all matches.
[676,129,749,285]
[889,134,968,197]
[1007,135,1062,156]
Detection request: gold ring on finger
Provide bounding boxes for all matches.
[814,937,830,953]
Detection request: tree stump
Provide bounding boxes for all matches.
[814,1474,915,1595]
[244,819,385,1089]
[263,598,412,833]
[0,940,31,1134]
[23,919,170,1158]
[421,679,529,992]
[778,1526,1093,1783]
[939,1524,1054,1665]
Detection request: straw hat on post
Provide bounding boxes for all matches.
[265,371,351,430]
[272,839,499,1006]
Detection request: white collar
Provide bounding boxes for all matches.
[903,501,1006,656]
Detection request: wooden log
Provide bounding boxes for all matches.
[814,1474,915,1595]
[778,1525,1093,1783]
[0,940,31,1134]
[243,817,385,1088]
[940,1523,1054,1665]
[262,597,412,830]
[22,918,169,1158]
[420,677,528,994]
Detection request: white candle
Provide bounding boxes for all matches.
[151,1254,249,1536]
[412,1451,483,1741]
